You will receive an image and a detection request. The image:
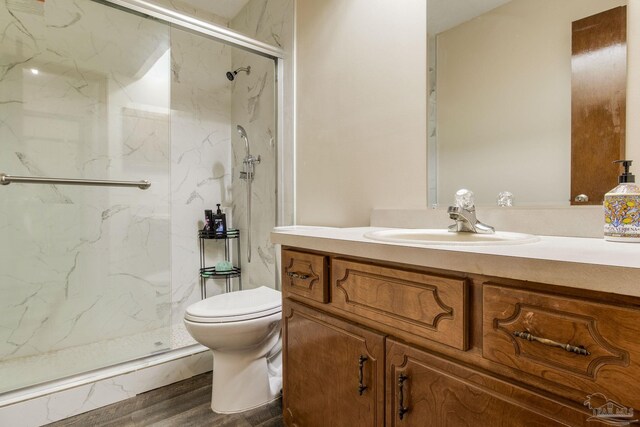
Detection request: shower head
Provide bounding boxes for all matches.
[226,66,251,81]
[237,125,250,156]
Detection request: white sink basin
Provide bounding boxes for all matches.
[363,229,539,246]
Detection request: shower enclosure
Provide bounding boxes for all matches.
[0,0,285,397]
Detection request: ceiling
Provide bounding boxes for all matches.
[178,0,507,35]
[428,0,512,35]
[178,0,251,21]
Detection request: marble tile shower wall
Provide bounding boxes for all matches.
[229,0,293,289]
[169,27,231,326]
[0,0,173,382]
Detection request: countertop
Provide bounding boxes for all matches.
[271,226,640,298]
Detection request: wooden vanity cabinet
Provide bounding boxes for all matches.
[282,299,385,427]
[386,339,575,427]
[280,247,634,426]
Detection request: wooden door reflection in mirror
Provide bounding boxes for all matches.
[571,6,626,205]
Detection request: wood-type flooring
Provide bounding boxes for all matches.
[46,372,283,427]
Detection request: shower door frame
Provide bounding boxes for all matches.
[1,0,288,405]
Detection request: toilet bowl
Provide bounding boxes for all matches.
[184,286,282,414]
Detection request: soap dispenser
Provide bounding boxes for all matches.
[604,160,640,242]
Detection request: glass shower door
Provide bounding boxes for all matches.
[0,0,171,393]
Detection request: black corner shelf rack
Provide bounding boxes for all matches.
[198,229,240,240]
[200,266,241,278]
[198,228,241,299]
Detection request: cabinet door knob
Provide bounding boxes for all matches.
[287,271,310,280]
[398,373,409,420]
[358,355,368,395]
[574,194,589,202]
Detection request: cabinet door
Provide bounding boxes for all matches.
[386,339,595,427]
[283,300,384,427]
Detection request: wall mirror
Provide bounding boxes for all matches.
[428,0,628,207]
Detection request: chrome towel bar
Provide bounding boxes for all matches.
[0,173,151,190]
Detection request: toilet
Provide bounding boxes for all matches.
[184,286,282,414]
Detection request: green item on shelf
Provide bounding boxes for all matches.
[215,260,233,272]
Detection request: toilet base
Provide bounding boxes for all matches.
[210,333,282,414]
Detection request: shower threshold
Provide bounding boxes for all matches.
[0,323,203,407]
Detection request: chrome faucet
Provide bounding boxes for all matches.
[447,189,495,234]
[239,154,261,181]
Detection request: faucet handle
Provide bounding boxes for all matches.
[497,191,514,207]
[455,189,475,210]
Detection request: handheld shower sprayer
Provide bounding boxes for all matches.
[237,125,250,156]
[226,66,251,81]
[236,124,260,263]
[237,125,260,181]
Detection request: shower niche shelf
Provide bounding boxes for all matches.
[198,228,241,299]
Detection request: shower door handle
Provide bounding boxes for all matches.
[0,173,151,190]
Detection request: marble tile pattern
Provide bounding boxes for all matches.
[0,0,173,389]
[230,0,295,229]
[169,25,233,324]
[0,349,212,427]
[229,0,293,289]
[147,0,230,27]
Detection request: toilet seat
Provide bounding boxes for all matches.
[185,286,281,323]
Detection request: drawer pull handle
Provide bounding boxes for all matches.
[358,355,368,395]
[513,331,591,356]
[398,373,409,420]
[287,271,310,280]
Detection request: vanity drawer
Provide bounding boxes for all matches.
[330,259,468,350]
[282,249,329,303]
[483,284,640,409]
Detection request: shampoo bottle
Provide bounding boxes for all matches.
[212,204,227,237]
[204,210,213,231]
[604,160,640,242]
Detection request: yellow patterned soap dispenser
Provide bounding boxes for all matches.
[604,160,640,242]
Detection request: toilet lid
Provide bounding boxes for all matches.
[184,286,282,323]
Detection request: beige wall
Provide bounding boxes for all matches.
[294,0,639,226]
[295,0,427,227]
